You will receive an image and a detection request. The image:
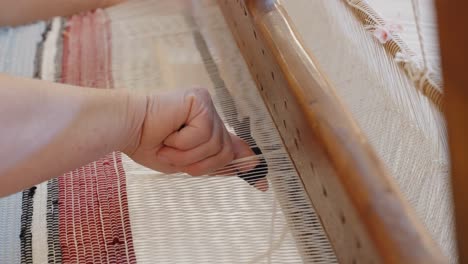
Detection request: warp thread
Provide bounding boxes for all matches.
[345,0,443,109]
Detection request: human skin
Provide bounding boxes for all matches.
[0,74,262,197]
[0,0,268,197]
[0,0,125,26]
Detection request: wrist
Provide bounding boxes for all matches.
[117,91,148,155]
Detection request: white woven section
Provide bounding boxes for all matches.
[0,21,46,264]
[107,0,337,263]
[282,0,454,262]
[31,182,48,264]
[0,193,22,263]
[121,155,305,263]
[31,17,62,264]
[40,17,62,82]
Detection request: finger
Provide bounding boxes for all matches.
[254,178,269,192]
[209,158,260,176]
[231,134,269,191]
[157,122,230,167]
[182,137,235,176]
[207,134,258,176]
[163,109,215,151]
[138,150,180,174]
[102,0,126,7]
[231,134,259,173]
[236,158,269,188]
[208,156,269,192]
[163,88,216,150]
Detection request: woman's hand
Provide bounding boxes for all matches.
[124,88,260,178]
[0,74,266,197]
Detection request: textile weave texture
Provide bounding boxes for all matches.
[0,2,337,263]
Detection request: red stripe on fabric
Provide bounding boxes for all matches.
[59,10,136,264]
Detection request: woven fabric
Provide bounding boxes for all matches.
[58,11,136,264]
[0,10,139,264]
[0,22,46,264]
[34,17,65,264]
[0,1,337,262]
[1,0,448,263]
[106,1,337,263]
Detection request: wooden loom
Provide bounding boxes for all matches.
[0,0,465,263]
[216,0,463,263]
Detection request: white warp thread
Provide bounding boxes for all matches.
[106,0,337,263]
[282,0,454,262]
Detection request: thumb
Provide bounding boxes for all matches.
[231,134,269,192]
[230,134,259,173]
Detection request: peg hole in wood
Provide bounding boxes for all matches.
[271,71,275,80]
[253,30,257,39]
[284,100,288,110]
[356,238,362,249]
[262,49,265,55]
[322,185,328,197]
[294,138,299,150]
[340,212,346,224]
[283,119,287,129]
[296,128,301,140]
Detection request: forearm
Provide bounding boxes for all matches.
[0,0,123,27]
[0,74,146,197]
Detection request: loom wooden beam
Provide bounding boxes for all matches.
[218,0,446,263]
[435,1,468,263]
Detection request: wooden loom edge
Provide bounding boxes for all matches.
[217,0,447,263]
[435,1,468,263]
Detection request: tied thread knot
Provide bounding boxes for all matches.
[365,22,403,44]
[395,51,430,89]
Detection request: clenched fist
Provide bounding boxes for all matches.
[124,88,266,190]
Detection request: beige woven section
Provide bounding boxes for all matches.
[282,0,455,262]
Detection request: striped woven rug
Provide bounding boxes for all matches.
[0,11,137,264]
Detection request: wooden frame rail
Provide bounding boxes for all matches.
[218,0,446,263]
[436,1,468,263]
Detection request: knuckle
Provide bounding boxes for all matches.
[197,88,214,105]
[189,87,209,100]
[194,87,210,96]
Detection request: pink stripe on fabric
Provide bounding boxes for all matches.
[59,10,136,264]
